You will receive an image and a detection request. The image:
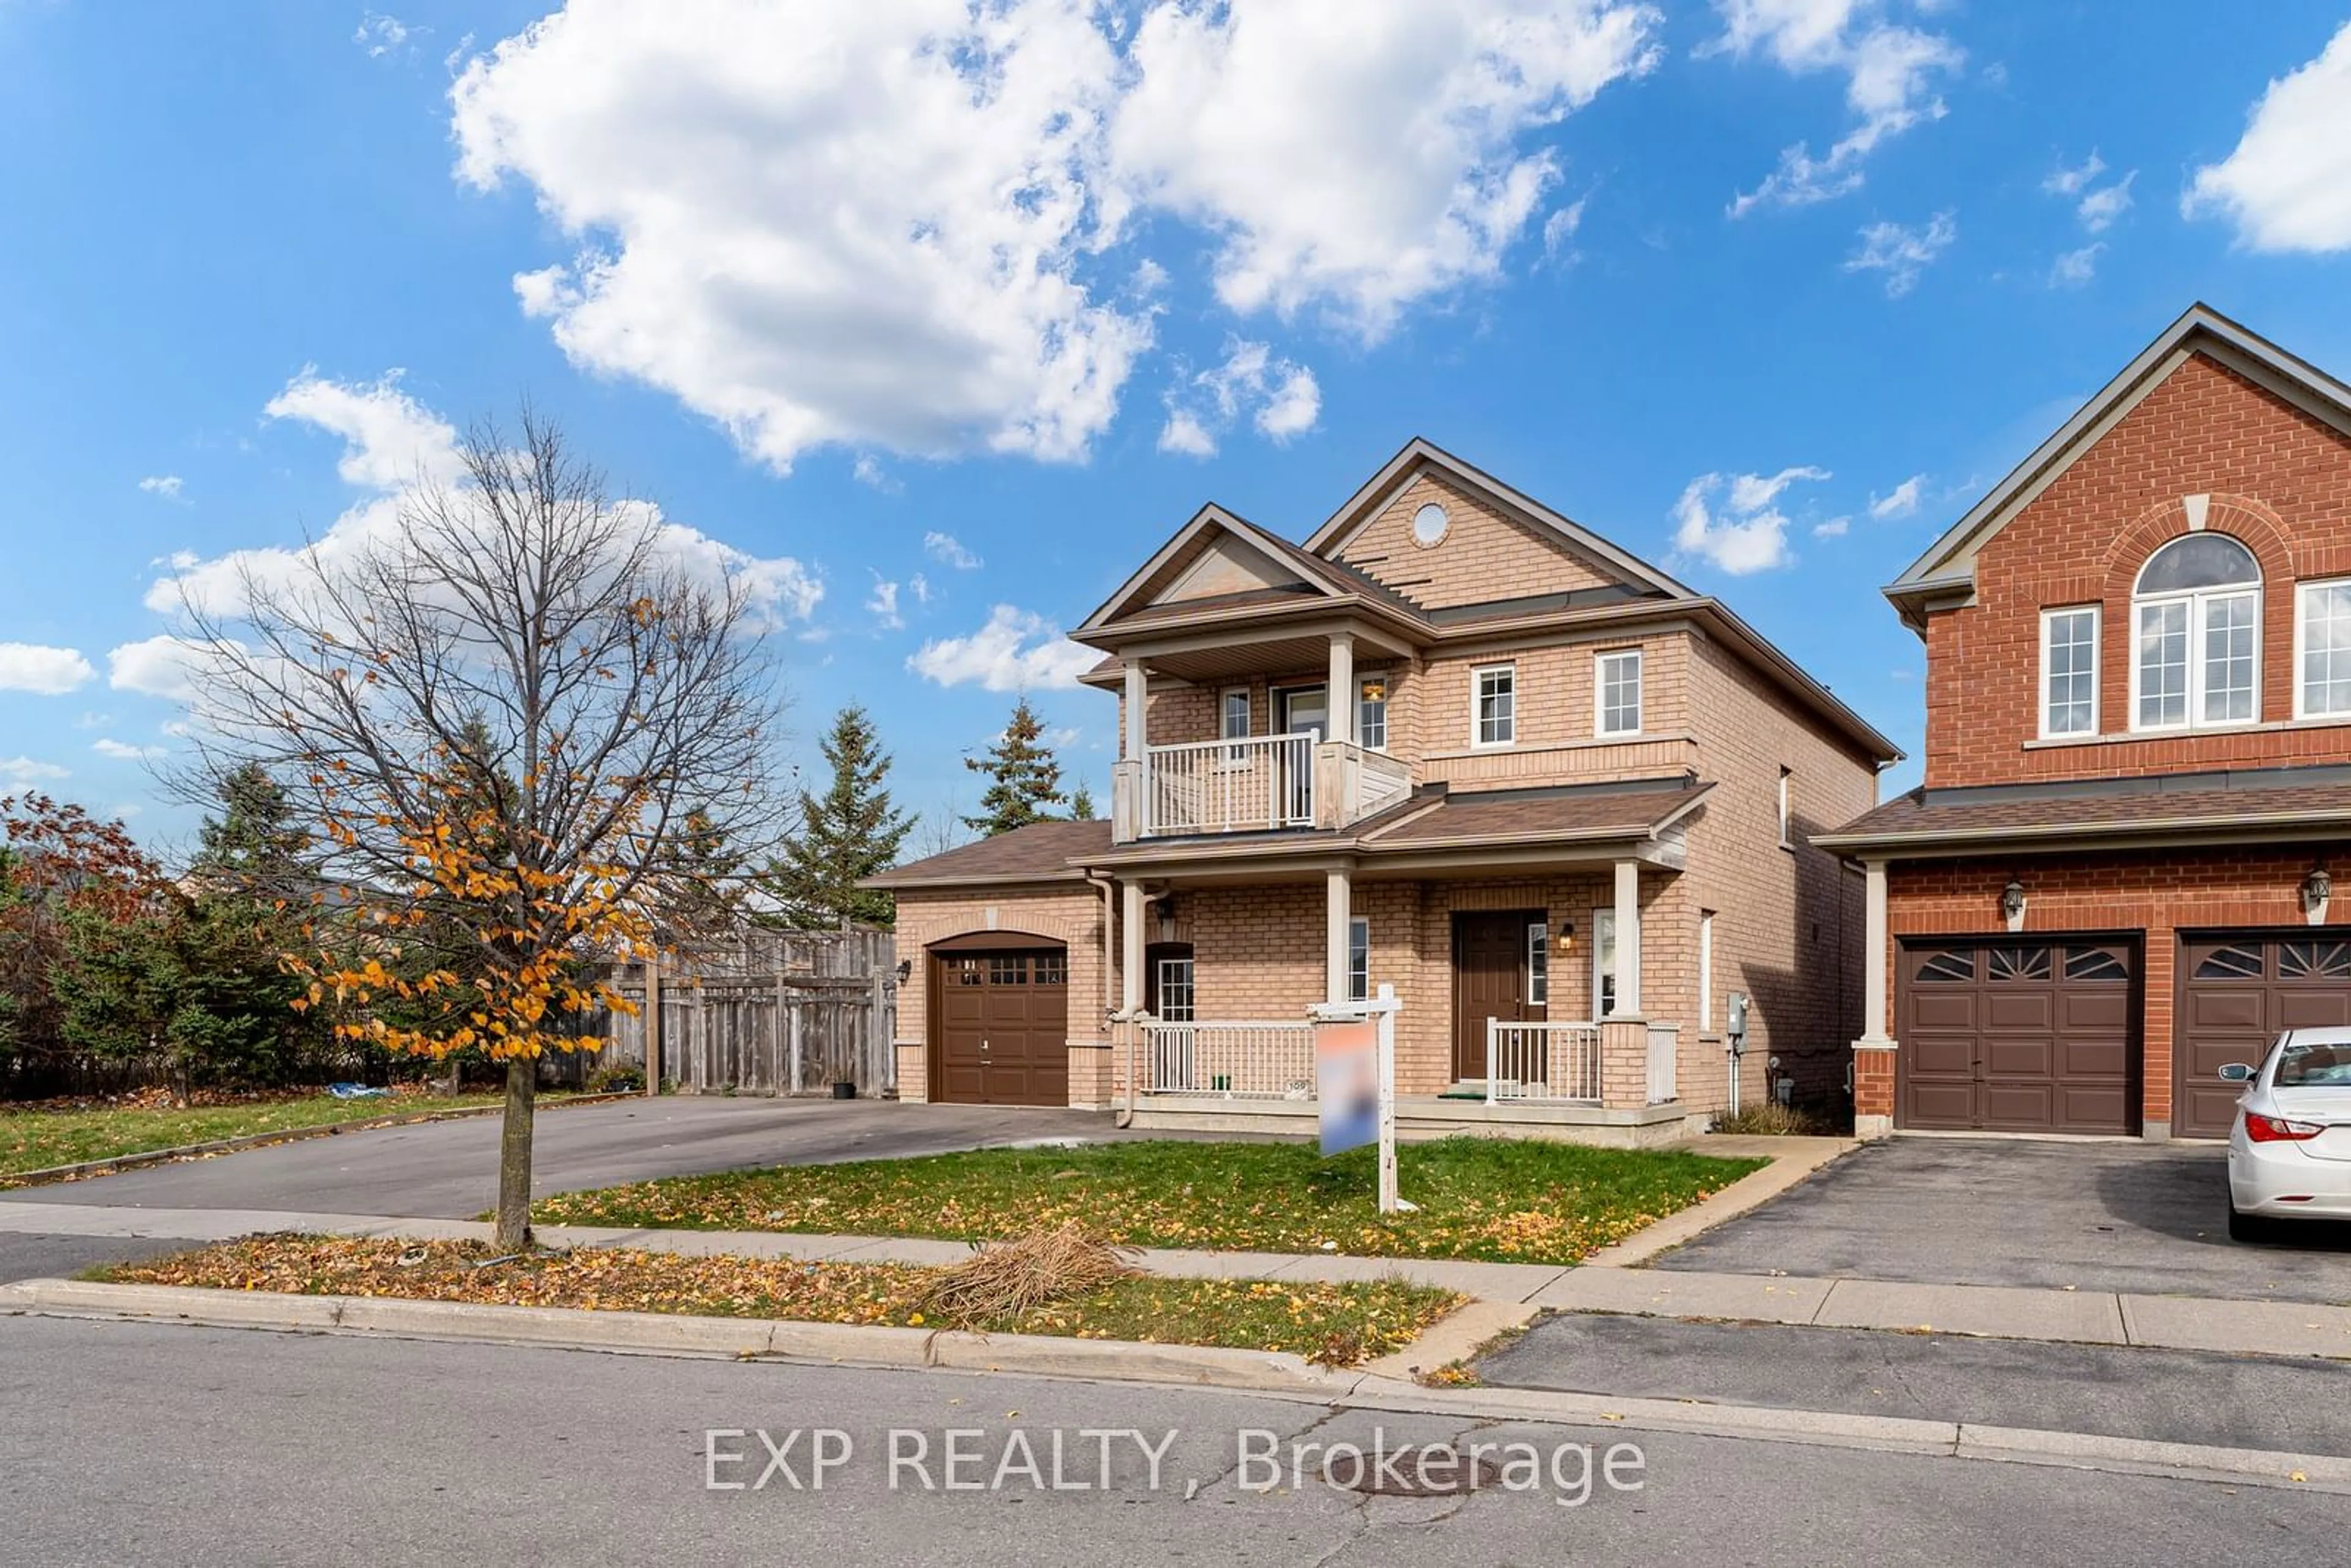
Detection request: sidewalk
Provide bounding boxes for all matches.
[6,1195,2347,1363]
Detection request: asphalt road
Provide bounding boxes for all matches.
[1654,1135,2351,1302]
[4,1316,2345,1567]
[1479,1311,2351,1457]
[5,1098,1122,1220]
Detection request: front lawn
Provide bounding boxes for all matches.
[0,1089,538,1182]
[533,1137,1764,1265]
[94,1235,1460,1367]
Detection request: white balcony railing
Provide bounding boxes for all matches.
[1141,1020,1316,1099]
[1141,732,1317,836]
[1485,1019,1603,1103]
[1646,1023,1679,1105]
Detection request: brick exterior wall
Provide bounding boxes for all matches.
[890,885,1114,1100]
[1335,470,1618,608]
[1924,352,2351,788]
[1873,847,2334,1131]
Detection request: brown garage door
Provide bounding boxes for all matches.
[2175,932,2351,1139]
[1898,937,2139,1135]
[932,947,1069,1106]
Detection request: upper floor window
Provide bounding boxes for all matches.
[1777,766,1793,849]
[1221,687,1251,762]
[2040,606,2099,738]
[1348,916,1370,1001]
[1357,675,1389,751]
[1472,664,1515,748]
[2131,533,2260,732]
[2297,579,2351,720]
[1595,649,1642,737]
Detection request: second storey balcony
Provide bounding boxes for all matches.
[1112,730,1413,841]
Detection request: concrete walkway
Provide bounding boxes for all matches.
[7,1195,2348,1363]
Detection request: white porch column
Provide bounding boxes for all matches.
[1327,634,1355,746]
[1861,860,1889,1041]
[1120,880,1146,1017]
[1325,867,1352,1005]
[1611,858,1643,1018]
[1122,661,1148,762]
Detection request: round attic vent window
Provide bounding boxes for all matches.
[1411,502,1450,547]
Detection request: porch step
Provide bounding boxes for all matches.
[1441,1079,1501,1100]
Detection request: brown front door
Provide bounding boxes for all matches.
[2176,931,2351,1139]
[1896,937,2139,1135]
[932,948,1070,1106]
[1453,910,1543,1081]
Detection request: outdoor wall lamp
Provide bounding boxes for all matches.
[2000,878,2027,932]
[2303,865,2333,925]
[894,958,912,982]
[1555,922,1575,953]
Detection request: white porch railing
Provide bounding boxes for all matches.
[1141,733,1316,836]
[1646,1023,1679,1105]
[1142,1020,1316,1099]
[1484,1020,1603,1103]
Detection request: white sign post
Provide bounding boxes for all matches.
[1310,983,1412,1215]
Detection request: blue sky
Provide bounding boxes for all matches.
[4,1,2350,856]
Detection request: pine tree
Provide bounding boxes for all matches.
[768,706,915,927]
[1069,779,1097,820]
[961,698,1066,837]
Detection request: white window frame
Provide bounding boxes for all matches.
[2128,539,2262,734]
[1591,906,1616,1021]
[2038,605,2101,740]
[1698,910,1715,1032]
[1346,916,1370,1002]
[1357,675,1389,752]
[1777,767,1793,850]
[1219,686,1251,766]
[1470,662,1516,749]
[2295,577,2351,721]
[1527,920,1548,1007]
[1152,954,1195,1023]
[1594,648,1643,738]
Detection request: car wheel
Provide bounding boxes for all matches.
[2227,1204,2267,1243]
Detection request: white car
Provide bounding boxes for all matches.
[2223,1026,2351,1240]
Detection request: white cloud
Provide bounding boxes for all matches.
[2075,172,2135,233]
[1541,200,1587,263]
[0,643,95,696]
[0,757,69,784]
[356,12,414,58]
[924,531,983,571]
[72,711,113,730]
[151,371,822,631]
[91,738,165,762]
[866,576,904,631]
[2186,23,2351,252]
[138,474,186,501]
[1867,474,1924,519]
[1810,516,1850,539]
[107,636,211,700]
[908,574,934,607]
[1671,465,1829,575]
[1157,338,1321,457]
[907,604,1097,691]
[1714,1,1963,216]
[2049,242,2104,288]
[850,454,901,493]
[2042,150,2105,198]
[450,2,1659,471]
[1844,210,1955,296]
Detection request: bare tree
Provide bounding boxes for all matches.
[171,411,788,1247]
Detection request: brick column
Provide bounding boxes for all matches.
[1599,1018,1651,1110]
[894,1042,929,1104]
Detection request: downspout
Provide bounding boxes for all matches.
[1084,871,1132,1127]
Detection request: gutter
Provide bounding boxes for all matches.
[1815,806,2351,858]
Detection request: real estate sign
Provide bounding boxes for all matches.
[1314,1017,1378,1157]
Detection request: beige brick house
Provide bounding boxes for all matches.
[873,440,1899,1143]
[1821,305,2351,1142]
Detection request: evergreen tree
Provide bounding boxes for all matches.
[190,762,310,896]
[1068,779,1097,820]
[961,698,1066,837]
[767,706,913,927]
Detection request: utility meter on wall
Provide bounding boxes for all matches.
[1725,991,1750,1046]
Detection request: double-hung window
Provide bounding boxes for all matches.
[2040,606,2099,738]
[1347,917,1370,1002]
[1357,676,1389,751]
[2131,533,2261,731]
[2298,579,2351,719]
[1595,649,1642,737]
[1472,664,1515,747]
[1220,687,1251,763]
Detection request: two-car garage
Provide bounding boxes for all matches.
[1898,929,2351,1140]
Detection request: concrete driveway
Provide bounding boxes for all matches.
[1656,1135,2351,1304]
[5,1097,1120,1221]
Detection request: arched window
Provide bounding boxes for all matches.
[2132,533,2260,730]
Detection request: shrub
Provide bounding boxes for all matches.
[1711,1100,1833,1136]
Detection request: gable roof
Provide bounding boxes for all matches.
[1305,437,1697,602]
[1073,503,1422,640]
[863,818,1112,890]
[1885,303,2351,631]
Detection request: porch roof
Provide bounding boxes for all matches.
[1816,763,2351,858]
[1358,779,1713,850]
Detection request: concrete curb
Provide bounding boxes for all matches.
[9,1277,2343,1494]
[0,1092,634,1190]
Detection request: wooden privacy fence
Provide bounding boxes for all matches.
[579,928,899,1097]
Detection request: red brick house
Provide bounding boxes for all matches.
[871,440,1898,1143]
[1820,304,2351,1141]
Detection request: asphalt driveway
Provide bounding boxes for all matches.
[1655,1135,2351,1304]
[3,1097,1120,1221]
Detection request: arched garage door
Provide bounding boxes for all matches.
[2176,932,2351,1139]
[929,938,1069,1107]
[1897,937,2139,1135]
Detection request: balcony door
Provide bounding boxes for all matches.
[1272,685,1326,826]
